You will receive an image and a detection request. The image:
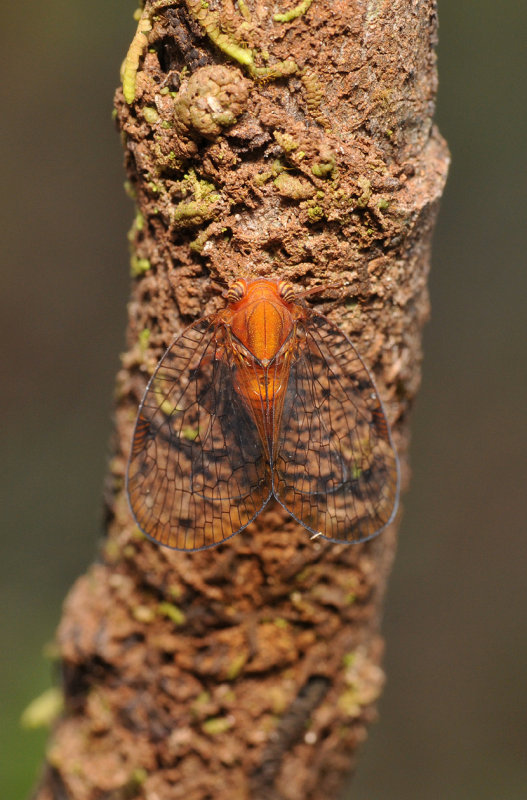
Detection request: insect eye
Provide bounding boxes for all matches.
[278,280,295,303]
[226,280,246,303]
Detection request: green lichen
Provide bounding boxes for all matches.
[342,651,357,668]
[127,768,148,789]
[226,651,247,680]
[132,604,156,623]
[294,566,312,582]
[143,106,160,124]
[21,687,63,729]
[289,590,316,615]
[274,0,314,23]
[121,9,152,104]
[173,65,250,138]
[351,463,362,479]
[135,210,144,231]
[122,1,190,103]
[171,170,221,227]
[182,425,199,441]
[127,211,143,250]
[158,602,186,625]
[185,0,254,66]
[254,158,285,185]
[130,255,151,277]
[168,583,183,599]
[273,131,298,153]
[185,0,298,80]
[186,169,217,200]
[237,0,251,22]
[301,69,327,127]
[337,688,361,717]
[138,328,150,354]
[190,223,215,253]
[192,690,211,712]
[103,539,121,564]
[104,539,121,564]
[274,172,315,200]
[265,686,287,715]
[172,198,219,225]
[378,198,390,210]
[109,767,148,797]
[124,180,136,199]
[311,153,336,178]
[356,176,372,208]
[307,205,324,221]
[153,376,180,417]
[152,142,181,172]
[202,716,234,735]
[251,60,298,80]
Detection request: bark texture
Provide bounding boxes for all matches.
[33,1,448,798]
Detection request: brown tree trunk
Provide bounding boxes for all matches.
[32,1,448,798]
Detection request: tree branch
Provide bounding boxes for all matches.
[32,1,448,798]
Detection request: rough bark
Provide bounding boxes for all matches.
[32,1,448,798]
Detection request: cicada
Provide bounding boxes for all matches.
[127,278,399,550]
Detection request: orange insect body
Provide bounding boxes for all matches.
[225,278,294,363]
[127,277,400,551]
[220,279,296,428]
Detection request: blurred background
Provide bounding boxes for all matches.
[1,1,525,797]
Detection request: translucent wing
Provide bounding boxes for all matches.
[127,318,271,551]
[273,312,400,543]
